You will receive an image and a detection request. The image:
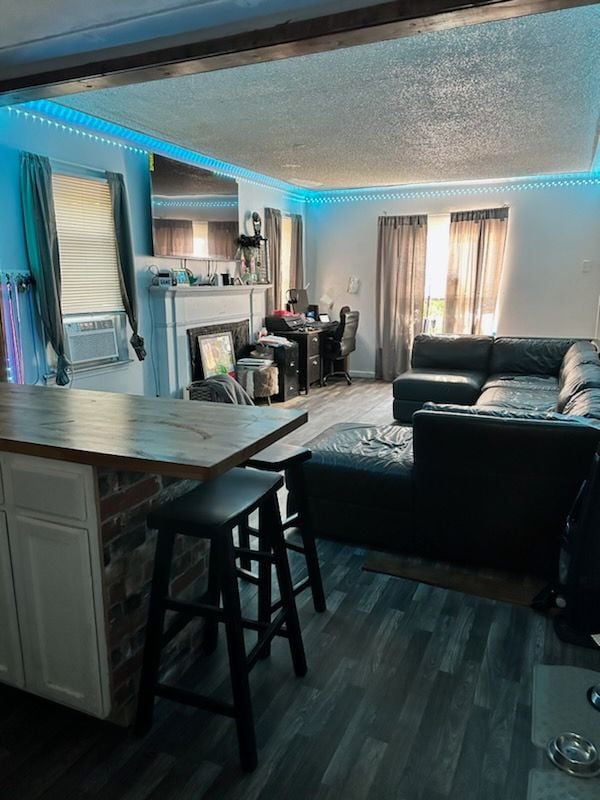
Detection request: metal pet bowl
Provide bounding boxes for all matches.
[547,732,600,778]
[588,683,600,711]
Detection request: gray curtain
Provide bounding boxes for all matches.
[106,172,146,361]
[208,221,238,259]
[444,207,509,335]
[265,207,281,314]
[153,218,193,256]
[20,152,70,385]
[375,215,427,381]
[290,214,304,291]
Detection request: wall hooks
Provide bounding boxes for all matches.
[3,272,34,292]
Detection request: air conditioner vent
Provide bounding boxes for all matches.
[64,316,120,365]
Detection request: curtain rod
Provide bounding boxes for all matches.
[49,157,108,180]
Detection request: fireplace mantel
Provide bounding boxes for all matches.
[149,284,271,397]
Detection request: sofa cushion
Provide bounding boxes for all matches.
[476,386,557,411]
[557,362,600,412]
[411,334,493,372]
[563,387,600,420]
[559,341,599,383]
[490,337,578,376]
[483,373,559,392]
[393,368,485,406]
[303,423,414,510]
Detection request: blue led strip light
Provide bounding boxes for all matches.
[153,199,238,209]
[6,101,599,204]
[5,105,147,155]
[308,173,600,204]
[8,100,308,202]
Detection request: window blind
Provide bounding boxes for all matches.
[52,173,124,315]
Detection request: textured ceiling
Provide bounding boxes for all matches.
[56,6,600,189]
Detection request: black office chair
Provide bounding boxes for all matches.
[322,306,360,385]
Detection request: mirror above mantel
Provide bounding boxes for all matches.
[150,154,239,260]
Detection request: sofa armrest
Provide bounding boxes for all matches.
[411,410,600,578]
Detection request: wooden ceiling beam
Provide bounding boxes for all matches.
[0,0,595,105]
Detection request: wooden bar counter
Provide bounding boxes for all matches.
[0,384,307,724]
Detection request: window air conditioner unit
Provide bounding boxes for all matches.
[64,316,120,366]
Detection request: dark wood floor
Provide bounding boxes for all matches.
[1,380,599,800]
[278,377,396,446]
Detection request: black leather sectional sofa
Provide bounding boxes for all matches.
[302,336,600,580]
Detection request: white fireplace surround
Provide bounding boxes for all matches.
[149,284,271,397]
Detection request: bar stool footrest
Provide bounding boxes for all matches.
[271,577,311,612]
[246,611,289,671]
[155,682,236,717]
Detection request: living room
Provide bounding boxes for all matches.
[0,1,599,798]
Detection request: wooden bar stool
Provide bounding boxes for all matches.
[135,467,307,772]
[240,443,326,614]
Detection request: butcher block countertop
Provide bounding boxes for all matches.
[0,384,307,480]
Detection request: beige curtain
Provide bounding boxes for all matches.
[375,215,427,381]
[207,221,238,259]
[444,208,509,334]
[153,218,193,256]
[290,214,304,291]
[265,207,281,314]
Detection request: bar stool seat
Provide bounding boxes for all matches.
[148,467,282,534]
[136,467,307,772]
[242,444,326,614]
[247,442,311,472]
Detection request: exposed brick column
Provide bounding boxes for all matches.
[98,469,208,725]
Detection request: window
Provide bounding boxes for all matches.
[52,173,124,315]
[279,215,294,308]
[51,172,129,370]
[192,220,209,257]
[421,207,508,336]
[423,214,451,334]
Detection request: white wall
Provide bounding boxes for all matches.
[306,181,600,376]
[0,108,305,394]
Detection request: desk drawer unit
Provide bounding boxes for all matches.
[307,333,322,388]
[265,329,322,395]
[307,333,321,357]
[263,343,299,402]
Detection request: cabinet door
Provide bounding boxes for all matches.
[0,512,24,688]
[9,514,105,716]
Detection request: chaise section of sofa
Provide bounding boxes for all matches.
[303,337,600,581]
[301,422,416,552]
[303,409,600,579]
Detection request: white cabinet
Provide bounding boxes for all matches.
[0,454,109,718]
[9,515,105,715]
[0,511,24,688]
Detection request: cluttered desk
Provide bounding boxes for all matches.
[263,288,340,395]
[266,287,338,333]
